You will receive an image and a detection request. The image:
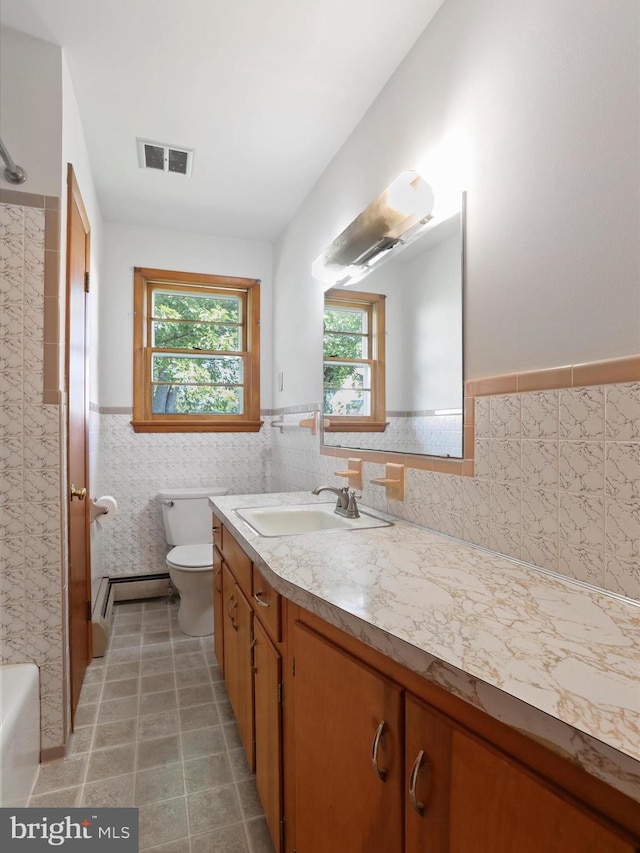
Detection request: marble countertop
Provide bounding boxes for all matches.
[210,491,640,800]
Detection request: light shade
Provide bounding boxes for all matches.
[312,171,434,286]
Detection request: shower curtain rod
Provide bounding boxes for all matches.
[0,136,27,184]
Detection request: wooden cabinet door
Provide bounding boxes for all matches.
[292,623,403,853]
[213,546,224,674]
[222,564,255,770]
[405,695,451,853]
[253,618,282,852]
[449,728,637,853]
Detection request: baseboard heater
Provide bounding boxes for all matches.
[91,572,171,657]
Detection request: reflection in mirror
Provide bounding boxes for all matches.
[322,200,464,458]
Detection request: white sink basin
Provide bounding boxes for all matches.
[235,503,393,537]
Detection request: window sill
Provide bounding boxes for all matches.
[130,419,264,434]
[324,421,389,433]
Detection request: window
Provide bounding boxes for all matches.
[323,288,387,431]
[132,268,262,432]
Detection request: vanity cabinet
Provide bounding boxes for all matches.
[212,513,640,853]
[221,563,254,769]
[406,695,637,853]
[287,609,640,853]
[292,623,403,853]
[212,514,285,851]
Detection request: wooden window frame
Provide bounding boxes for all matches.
[323,288,387,432]
[132,267,262,433]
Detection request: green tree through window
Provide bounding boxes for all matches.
[132,268,262,432]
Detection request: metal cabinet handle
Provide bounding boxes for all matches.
[226,594,238,629]
[249,635,258,673]
[409,749,426,815]
[213,567,222,592]
[70,484,87,500]
[253,590,270,608]
[371,720,387,781]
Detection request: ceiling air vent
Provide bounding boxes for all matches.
[136,138,193,176]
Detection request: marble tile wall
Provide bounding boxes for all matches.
[96,414,272,578]
[273,384,640,602]
[0,201,66,750]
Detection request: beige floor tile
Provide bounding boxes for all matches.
[29,786,81,807]
[135,761,185,806]
[98,695,139,724]
[177,684,214,708]
[141,672,177,694]
[81,773,135,808]
[139,796,188,850]
[102,677,140,700]
[181,725,226,760]
[175,666,210,687]
[86,743,136,782]
[191,823,249,853]
[236,778,264,819]
[228,748,252,782]
[141,656,175,676]
[137,734,181,770]
[186,785,242,835]
[138,710,180,741]
[139,689,177,716]
[106,661,141,681]
[93,717,138,750]
[184,753,233,793]
[245,816,276,853]
[33,755,87,794]
[179,703,220,731]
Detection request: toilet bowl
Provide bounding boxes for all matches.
[158,487,227,637]
[166,544,214,636]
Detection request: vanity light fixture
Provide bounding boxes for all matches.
[312,170,435,288]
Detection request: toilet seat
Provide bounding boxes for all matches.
[166,544,213,571]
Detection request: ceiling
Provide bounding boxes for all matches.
[1,0,445,240]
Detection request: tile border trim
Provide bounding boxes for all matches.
[323,353,640,477]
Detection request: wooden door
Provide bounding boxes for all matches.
[213,545,224,675]
[405,695,451,853]
[449,728,637,853]
[222,564,255,770]
[253,618,282,852]
[292,623,403,853]
[66,165,92,720]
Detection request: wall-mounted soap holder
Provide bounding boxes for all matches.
[370,463,405,501]
[299,412,330,435]
[334,457,363,491]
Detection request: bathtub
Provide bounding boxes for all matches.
[0,663,40,807]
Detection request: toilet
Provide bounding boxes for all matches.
[158,486,227,636]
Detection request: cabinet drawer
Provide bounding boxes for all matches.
[221,527,252,598]
[252,567,281,643]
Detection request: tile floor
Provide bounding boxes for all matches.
[29,599,275,853]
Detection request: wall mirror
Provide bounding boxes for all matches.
[321,194,464,458]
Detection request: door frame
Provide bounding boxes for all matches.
[65,163,93,722]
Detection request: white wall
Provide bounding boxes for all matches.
[272,0,640,409]
[100,222,273,408]
[0,27,62,196]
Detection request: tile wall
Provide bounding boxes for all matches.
[95,414,272,580]
[0,199,67,751]
[325,412,463,458]
[272,383,640,602]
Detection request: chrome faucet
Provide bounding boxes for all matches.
[311,485,360,519]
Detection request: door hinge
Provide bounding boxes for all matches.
[280,820,285,849]
[84,271,90,292]
[291,657,295,677]
[278,681,283,705]
[86,600,92,621]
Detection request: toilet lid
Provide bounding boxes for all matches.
[166,544,213,570]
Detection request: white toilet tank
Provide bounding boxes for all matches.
[158,487,227,546]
